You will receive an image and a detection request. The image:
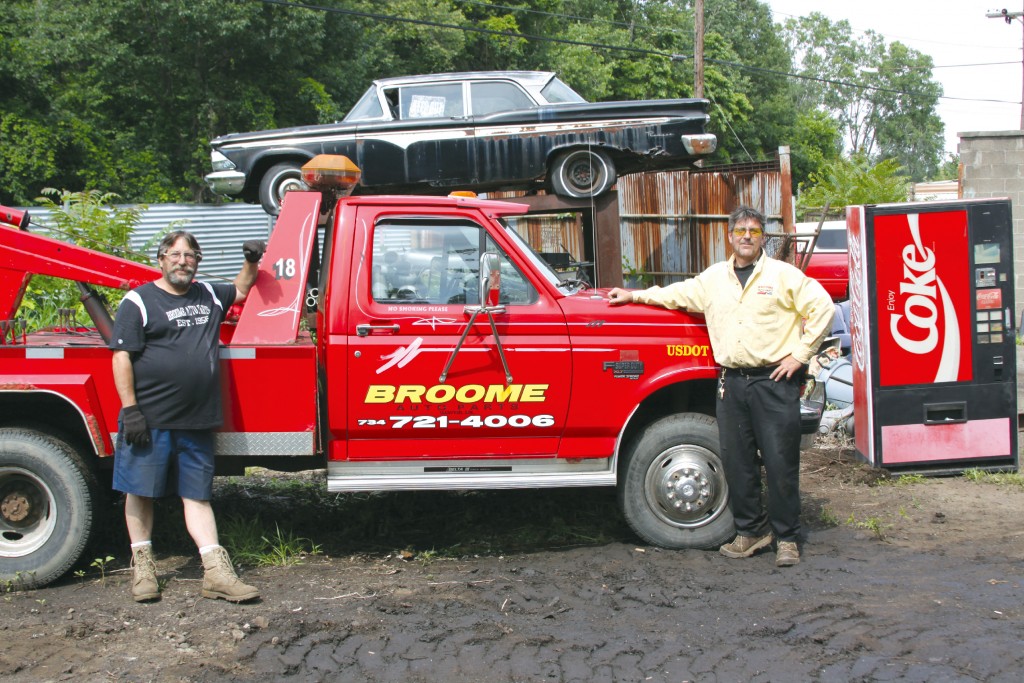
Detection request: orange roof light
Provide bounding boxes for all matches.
[301,155,362,196]
[449,191,477,198]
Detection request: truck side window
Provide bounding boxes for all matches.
[371,220,537,306]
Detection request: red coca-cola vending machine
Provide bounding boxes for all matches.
[848,198,1018,472]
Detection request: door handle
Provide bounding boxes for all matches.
[356,324,399,337]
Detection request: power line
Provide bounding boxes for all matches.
[247,0,1021,106]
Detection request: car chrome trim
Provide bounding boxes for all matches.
[205,170,246,195]
[327,457,616,491]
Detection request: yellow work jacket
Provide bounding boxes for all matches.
[632,252,834,368]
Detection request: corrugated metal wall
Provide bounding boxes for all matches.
[26,203,273,284]
[491,157,787,288]
[618,159,787,287]
[484,191,585,263]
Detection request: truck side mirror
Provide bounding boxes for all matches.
[479,252,503,310]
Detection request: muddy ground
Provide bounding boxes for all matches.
[1,442,1022,683]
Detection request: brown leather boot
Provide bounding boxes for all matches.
[130,544,161,602]
[201,546,259,602]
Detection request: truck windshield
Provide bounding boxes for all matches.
[500,220,565,289]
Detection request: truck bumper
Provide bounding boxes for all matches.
[205,170,246,196]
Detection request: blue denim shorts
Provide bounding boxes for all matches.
[113,429,215,500]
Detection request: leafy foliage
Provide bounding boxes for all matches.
[0,1,948,205]
[781,11,944,181]
[798,153,909,212]
[17,189,152,330]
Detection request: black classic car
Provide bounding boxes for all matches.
[205,71,717,214]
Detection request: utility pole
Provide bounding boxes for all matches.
[986,5,1024,128]
[694,0,704,98]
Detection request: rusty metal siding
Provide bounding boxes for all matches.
[618,157,787,286]
[485,190,586,264]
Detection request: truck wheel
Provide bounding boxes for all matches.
[550,148,616,198]
[0,429,98,588]
[618,413,734,549]
[259,161,309,216]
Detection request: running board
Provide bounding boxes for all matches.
[327,457,616,492]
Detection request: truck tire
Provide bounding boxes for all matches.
[618,413,734,549]
[0,428,98,588]
[259,161,309,216]
[550,148,616,198]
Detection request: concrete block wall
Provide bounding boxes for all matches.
[959,130,1024,332]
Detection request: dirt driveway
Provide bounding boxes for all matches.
[1,444,1021,682]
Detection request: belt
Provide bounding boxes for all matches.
[723,364,778,377]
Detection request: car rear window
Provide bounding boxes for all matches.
[815,228,848,251]
[471,82,535,115]
[401,84,464,119]
[540,78,586,104]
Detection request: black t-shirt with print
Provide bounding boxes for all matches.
[110,281,236,430]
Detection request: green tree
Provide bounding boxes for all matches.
[797,153,909,214]
[703,0,800,163]
[1,0,336,205]
[781,12,943,181]
[789,110,843,188]
[18,189,150,330]
[935,153,960,181]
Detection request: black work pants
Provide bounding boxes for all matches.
[716,369,802,542]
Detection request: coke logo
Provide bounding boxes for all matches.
[887,214,961,382]
[847,217,865,372]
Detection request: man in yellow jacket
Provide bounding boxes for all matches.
[608,206,833,567]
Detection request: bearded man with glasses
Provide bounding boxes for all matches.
[109,230,265,602]
[608,206,833,567]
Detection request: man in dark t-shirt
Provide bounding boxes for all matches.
[110,230,264,603]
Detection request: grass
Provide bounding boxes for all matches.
[220,516,321,567]
[876,473,927,487]
[818,506,840,527]
[846,513,891,541]
[962,468,1024,489]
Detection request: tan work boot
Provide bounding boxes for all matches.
[201,546,259,602]
[130,544,161,602]
[719,533,773,559]
[776,540,801,567]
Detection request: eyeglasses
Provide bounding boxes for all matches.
[162,250,200,262]
[730,226,764,237]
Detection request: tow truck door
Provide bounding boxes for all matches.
[344,208,571,460]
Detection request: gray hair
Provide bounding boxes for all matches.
[156,230,202,261]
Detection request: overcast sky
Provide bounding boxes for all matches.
[764,0,1023,156]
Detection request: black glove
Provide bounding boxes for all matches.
[121,405,151,447]
[242,240,266,264]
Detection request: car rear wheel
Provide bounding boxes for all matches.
[618,413,734,549]
[259,161,309,216]
[550,148,616,198]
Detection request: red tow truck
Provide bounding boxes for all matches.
[0,157,824,587]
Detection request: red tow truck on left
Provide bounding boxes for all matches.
[1,156,823,588]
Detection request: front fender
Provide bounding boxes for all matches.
[0,376,114,457]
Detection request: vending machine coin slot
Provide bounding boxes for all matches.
[923,402,966,424]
